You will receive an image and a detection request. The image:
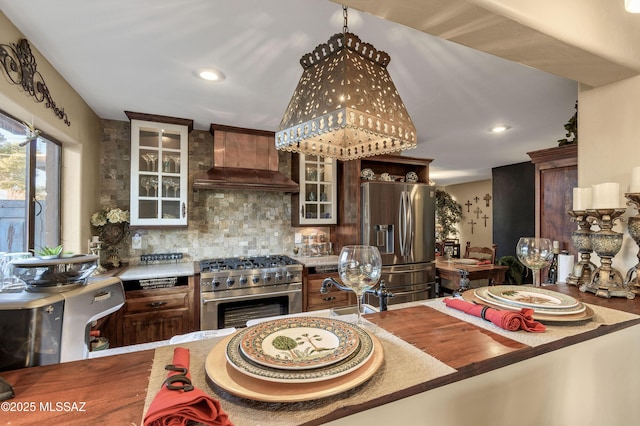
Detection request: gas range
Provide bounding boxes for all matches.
[199,255,303,292]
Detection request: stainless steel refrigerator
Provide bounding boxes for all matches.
[361,181,436,307]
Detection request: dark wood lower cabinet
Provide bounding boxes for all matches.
[99,277,196,348]
[304,271,355,312]
[122,306,190,346]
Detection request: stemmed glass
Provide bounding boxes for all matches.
[163,178,172,197]
[146,153,157,171]
[149,177,158,197]
[141,177,151,196]
[172,155,181,173]
[516,237,554,287]
[444,245,454,264]
[338,245,382,325]
[141,153,150,171]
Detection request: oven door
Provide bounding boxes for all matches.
[200,283,302,330]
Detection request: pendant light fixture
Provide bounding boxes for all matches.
[276,6,417,161]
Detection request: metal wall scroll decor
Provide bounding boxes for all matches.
[0,38,71,126]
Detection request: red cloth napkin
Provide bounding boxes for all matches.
[444,297,546,333]
[144,347,233,426]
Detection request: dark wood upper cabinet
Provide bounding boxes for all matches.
[527,144,578,254]
[331,155,432,252]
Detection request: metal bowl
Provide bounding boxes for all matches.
[11,254,99,291]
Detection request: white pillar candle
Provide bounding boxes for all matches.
[591,182,620,209]
[630,166,640,193]
[572,187,592,211]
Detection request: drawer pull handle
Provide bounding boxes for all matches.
[322,296,336,302]
[147,301,168,308]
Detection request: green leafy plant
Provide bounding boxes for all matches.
[435,190,463,241]
[497,255,526,285]
[36,245,64,258]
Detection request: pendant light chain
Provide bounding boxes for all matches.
[343,6,349,34]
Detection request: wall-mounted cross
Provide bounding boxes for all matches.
[468,219,477,234]
[465,200,472,212]
[474,196,480,204]
[482,214,490,227]
[473,207,482,219]
[484,193,492,207]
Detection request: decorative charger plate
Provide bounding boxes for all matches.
[486,285,580,309]
[462,289,594,323]
[206,332,384,402]
[226,320,374,383]
[475,287,586,316]
[239,316,360,370]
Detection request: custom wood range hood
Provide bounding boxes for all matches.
[193,124,299,192]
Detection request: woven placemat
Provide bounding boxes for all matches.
[421,298,640,347]
[143,323,456,426]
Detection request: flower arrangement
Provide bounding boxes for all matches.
[91,207,130,227]
[91,207,130,267]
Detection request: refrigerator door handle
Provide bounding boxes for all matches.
[398,191,406,256]
[406,191,413,257]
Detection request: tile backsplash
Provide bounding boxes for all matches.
[99,119,296,264]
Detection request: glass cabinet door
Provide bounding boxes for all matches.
[299,154,337,225]
[130,119,188,226]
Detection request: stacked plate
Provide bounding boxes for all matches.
[205,316,384,402]
[462,285,594,323]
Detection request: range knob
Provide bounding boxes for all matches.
[285,271,294,280]
[212,278,221,288]
[274,271,283,281]
[226,277,235,287]
[262,274,272,282]
[252,275,260,284]
[239,275,248,285]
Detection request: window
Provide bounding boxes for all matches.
[0,111,61,253]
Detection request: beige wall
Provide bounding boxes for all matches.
[579,76,640,271]
[0,11,101,253]
[443,180,493,254]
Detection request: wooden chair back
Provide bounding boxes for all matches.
[464,242,497,264]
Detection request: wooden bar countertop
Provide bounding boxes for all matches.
[2,285,640,426]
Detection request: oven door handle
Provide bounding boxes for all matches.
[201,288,301,304]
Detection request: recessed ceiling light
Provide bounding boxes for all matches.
[625,0,640,13]
[489,125,511,134]
[195,68,225,82]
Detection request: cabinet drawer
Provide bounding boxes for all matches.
[306,273,353,311]
[307,290,351,311]
[124,291,189,314]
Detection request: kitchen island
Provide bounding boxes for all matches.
[2,285,640,426]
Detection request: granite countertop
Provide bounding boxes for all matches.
[294,255,339,267]
[118,262,195,280]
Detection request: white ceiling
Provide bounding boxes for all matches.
[0,0,578,186]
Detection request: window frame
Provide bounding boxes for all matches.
[0,108,62,253]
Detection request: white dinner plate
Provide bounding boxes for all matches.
[486,285,580,309]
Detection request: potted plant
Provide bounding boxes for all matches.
[35,245,64,259]
[435,190,463,242]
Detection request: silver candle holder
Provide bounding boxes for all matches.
[88,238,106,275]
[566,210,596,287]
[580,208,635,299]
[624,193,640,295]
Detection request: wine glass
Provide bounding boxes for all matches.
[516,237,554,287]
[444,245,454,264]
[141,177,151,196]
[338,245,382,325]
[146,153,157,171]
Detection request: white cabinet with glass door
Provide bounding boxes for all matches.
[297,154,337,225]
[129,118,189,226]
